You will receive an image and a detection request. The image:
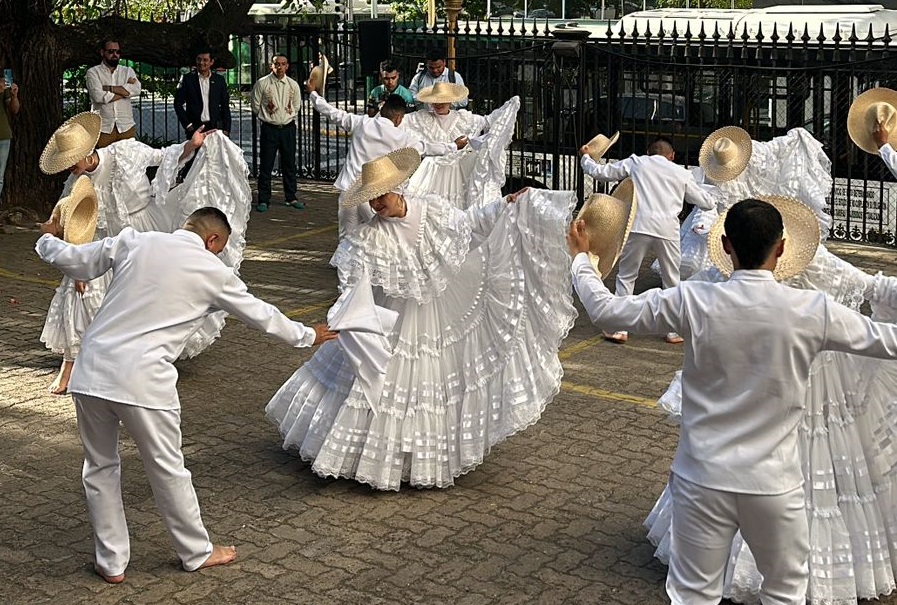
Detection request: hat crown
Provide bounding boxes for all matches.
[360,154,400,186]
[712,137,738,165]
[430,82,452,96]
[55,122,91,155]
[865,101,897,131]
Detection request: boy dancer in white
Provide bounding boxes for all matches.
[578,137,715,344]
[567,198,897,605]
[35,207,337,583]
[306,86,467,238]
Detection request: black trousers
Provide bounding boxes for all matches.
[258,121,298,204]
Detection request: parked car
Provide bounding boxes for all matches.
[527,8,555,18]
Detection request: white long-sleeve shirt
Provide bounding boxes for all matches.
[309,91,455,191]
[85,63,141,134]
[36,228,315,410]
[571,253,897,495]
[880,143,897,178]
[581,154,715,241]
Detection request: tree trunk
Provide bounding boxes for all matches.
[0,0,256,220]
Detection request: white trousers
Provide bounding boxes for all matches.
[73,394,213,575]
[667,473,809,605]
[615,232,680,296]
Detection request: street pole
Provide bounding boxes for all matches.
[445,0,463,70]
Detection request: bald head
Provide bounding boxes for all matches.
[647,138,675,159]
[183,207,231,254]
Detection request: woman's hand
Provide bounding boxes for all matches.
[75,280,88,295]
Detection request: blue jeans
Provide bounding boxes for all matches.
[0,138,9,199]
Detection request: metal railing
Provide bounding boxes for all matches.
[61,16,897,245]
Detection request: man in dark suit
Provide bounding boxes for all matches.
[174,49,231,137]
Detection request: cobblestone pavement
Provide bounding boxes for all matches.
[2,183,897,605]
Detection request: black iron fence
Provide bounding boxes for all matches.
[62,16,897,245]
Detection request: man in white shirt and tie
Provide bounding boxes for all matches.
[85,39,141,148]
[579,137,715,344]
[568,197,897,605]
[35,207,337,584]
[251,54,302,213]
[306,85,469,239]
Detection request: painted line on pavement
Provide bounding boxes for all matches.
[558,335,604,360]
[561,380,658,408]
[0,267,58,287]
[251,225,337,249]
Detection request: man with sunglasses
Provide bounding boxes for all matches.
[86,38,141,148]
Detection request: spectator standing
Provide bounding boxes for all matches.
[174,49,231,137]
[250,54,302,213]
[0,72,19,200]
[85,39,141,148]
[408,48,467,110]
[366,61,415,117]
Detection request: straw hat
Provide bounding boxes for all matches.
[416,82,469,105]
[51,176,98,245]
[583,131,620,161]
[708,195,820,281]
[698,126,752,183]
[308,54,330,96]
[341,148,422,208]
[847,87,897,155]
[40,112,101,175]
[575,178,638,277]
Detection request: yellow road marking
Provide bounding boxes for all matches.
[558,335,603,360]
[0,267,58,287]
[561,380,658,408]
[251,225,337,249]
[283,300,334,319]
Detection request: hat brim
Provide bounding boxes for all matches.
[416,83,470,104]
[40,112,101,175]
[708,195,820,281]
[585,131,620,162]
[309,54,330,96]
[847,88,897,155]
[55,176,98,245]
[699,126,752,183]
[576,177,637,277]
[341,148,422,208]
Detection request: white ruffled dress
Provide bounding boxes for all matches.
[40,134,250,361]
[265,189,577,491]
[678,127,833,279]
[402,97,520,209]
[645,251,897,604]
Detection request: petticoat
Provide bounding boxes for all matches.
[40,272,112,359]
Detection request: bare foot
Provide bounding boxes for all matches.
[48,360,73,395]
[94,564,125,584]
[196,544,237,570]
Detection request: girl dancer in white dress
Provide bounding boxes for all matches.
[266,149,577,490]
[401,82,520,210]
[644,127,897,605]
[39,112,248,392]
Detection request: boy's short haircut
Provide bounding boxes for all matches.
[724,198,784,270]
[380,60,399,74]
[425,48,446,62]
[378,94,408,119]
[647,137,674,156]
